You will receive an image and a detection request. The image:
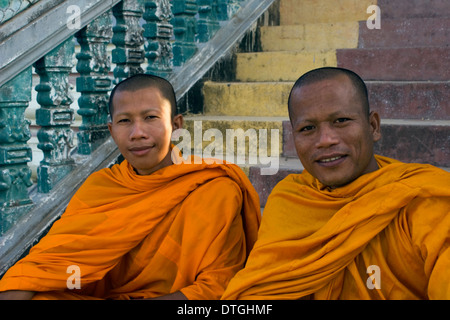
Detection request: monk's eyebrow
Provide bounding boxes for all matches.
[139,108,161,115]
[326,110,358,119]
[115,108,161,118]
[293,110,360,128]
[114,111,131,118]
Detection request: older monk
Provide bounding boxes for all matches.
[222,67,450,300]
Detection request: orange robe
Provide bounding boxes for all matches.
[222,155,450,300]
[0,152,261,300]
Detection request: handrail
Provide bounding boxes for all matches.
[0,0,276,276]
[0,0,122,88]
[170,0,275,98]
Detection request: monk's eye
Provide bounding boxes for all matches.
[299,125,315,132]
[117,118,130,124]
[335,118,351,123]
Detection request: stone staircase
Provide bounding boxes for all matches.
[188,0,450,208]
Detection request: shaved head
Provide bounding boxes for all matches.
[288,67,370,121]
[108,74,178,120]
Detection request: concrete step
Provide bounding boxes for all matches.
[259,22,359,52]
[337,47,450,81]
[377,0,450,19]
[235,50,337,82]
[373,120,450,168]
[202,81,449,120]
[248,158,303,207]
[358,17,450,48]
[202,81,292,117]
[180,115,287,166]
[279,0,377,25]
[367,81,450,120]
[282,119,450,167]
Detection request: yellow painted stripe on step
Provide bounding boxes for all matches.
[280,0,378,25]
[260,22,359,52]
[202,82,293,117]
[235,50,337,82]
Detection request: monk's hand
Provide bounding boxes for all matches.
[0,290,35,300]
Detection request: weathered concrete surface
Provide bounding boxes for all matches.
[202,81,292,116]
[259,22,359,52]
[236,50,337,82]
[358,17,450,48]
[279,0,377,24]
[367,81,450,120]
[337,47,450,81]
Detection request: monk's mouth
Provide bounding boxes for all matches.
[129,146,154,156]
[316,155,347,167]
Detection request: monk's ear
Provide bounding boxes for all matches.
[172,114,184,131]
[107,122,118,144]
[369,111,381,142]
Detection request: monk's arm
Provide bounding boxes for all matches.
[0,290,35,300]
[178,178,248,300]
[408,196,450,299]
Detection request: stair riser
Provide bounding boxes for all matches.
[280,0,378,24]
[337,47,450,81]
[202,82,291,117]
[377,0,450,19]
[179,119,284,173]
[236,51,337,82]
[374,125,450,167]
[249,166,301,207]
[260,23,359,52]
[358,17,450,48]
[367,82,450,120]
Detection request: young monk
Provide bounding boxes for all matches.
[0,74,261,300]
[222,67,450,300]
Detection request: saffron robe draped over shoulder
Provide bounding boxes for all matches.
[222,155,450,300]
[0,152,261,300]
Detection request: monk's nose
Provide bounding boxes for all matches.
[315,125,339,148]
[130,121,149,140]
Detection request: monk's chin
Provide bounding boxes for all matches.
[315,174,358,189]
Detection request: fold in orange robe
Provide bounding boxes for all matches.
[222,155,450,300]
[0,151,261,300]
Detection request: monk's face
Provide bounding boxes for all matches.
[108,87,182,175]
[289,75,381,188]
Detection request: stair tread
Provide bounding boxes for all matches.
[184,115,289,121]
[379,119,450,126]
[237,49,337,55]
